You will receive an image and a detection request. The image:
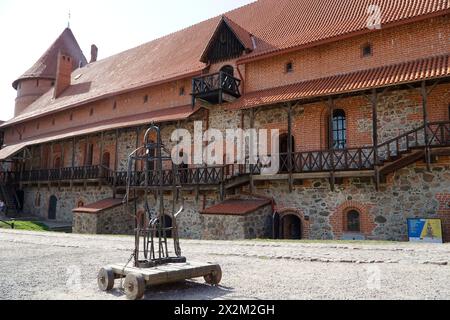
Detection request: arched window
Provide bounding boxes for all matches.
[332,109,347,149]
[220,65,234,77]
[347,210,361,232]
[85,143,94,166]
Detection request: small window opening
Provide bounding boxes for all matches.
[144,95,149,103]
[179,87,185,96]
[362,43,373,57]
[113,101,117,110]
[90,108,94,116]
[285,62,294,73]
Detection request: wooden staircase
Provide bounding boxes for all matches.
[377,121,450,179]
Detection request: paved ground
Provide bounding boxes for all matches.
[0,229,449,300]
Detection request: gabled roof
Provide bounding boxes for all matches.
[3,0,449,127]
[12,28,87,89]
[227,54,450,110]
[200,15,253,63]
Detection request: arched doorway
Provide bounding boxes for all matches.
[281,214,302,240]
[48,195,57,220]
[220,65,234,77]
[102,152,111,169]
[279,133,295,173]
[16,190,25,212]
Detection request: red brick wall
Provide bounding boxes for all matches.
[436,193,450,243]
[330,201,376,239]
[245,16,450,92]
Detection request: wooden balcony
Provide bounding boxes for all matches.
[192,71,241,106]
[2,122,449,189]
[16,165,113,185]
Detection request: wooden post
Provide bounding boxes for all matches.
[420,81,431,172]
[113,129,119,198]
[249,108,255,194]
[287,103,294,193]
[371,89,380,191]
[327,98,335,191]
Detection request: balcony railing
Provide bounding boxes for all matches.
[192,71,241,105]
[114,164,246,188]
[1,122,449,186]
[17,165,113,183]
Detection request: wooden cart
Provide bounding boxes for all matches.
[98,261,222,300]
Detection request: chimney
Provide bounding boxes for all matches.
[90,44,98,63]
[54,52,73,99]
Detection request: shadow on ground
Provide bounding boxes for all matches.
[106,281,234,300]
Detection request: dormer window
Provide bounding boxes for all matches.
[362,43,373,57]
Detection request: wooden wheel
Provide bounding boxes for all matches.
[124,273,146,300]
[204,266,222,285]
[97,267,115,292]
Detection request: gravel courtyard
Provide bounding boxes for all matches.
[0,229,449,300]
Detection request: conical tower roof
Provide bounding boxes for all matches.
[12,28,87,89]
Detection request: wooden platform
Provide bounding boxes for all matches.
[108,261,220,286]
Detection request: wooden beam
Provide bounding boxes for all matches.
[287,102,294,193]
[371,89,380,191]
[249,108,255,194]
[327,98,335,191]
[420,81,431,172]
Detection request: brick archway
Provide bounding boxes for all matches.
[330,201,375,239]
[276,208,310,240]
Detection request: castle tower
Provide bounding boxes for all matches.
[12,28,87,117]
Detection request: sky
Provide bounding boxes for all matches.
[0,0,255,121]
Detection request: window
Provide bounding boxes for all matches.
[52,118,56,126]
[90,108,94,116]
[51,81,55,87]
[347,210,361,232]
[144,95,149,103]
[362,43,373,57]
[102,152,111,169]
[285,62,294,73]
[113,101,117,110]
[36,123,40,130]
[77,200,84,208]
[86,143,94,166]
[36,80,39,87]
[70,113,73,121]
[53,157,62,169]
[332,109,347,149]
[179,87,185,96]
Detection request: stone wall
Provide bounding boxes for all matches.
[73,205,135,235]
[255,160,450,242]
[201,204,273,240]
[22,185,113,222]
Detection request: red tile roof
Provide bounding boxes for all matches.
[201,199,272,216]
[3,0,449,127]
[72,198,124,214]
[0,105,202,160]
[12,28,87,89]
[227,54,450,110]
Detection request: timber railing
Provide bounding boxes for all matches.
[2,121,449,185]
[113,163,247,188]
[192,71,241,104]
[19,165,112,183]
